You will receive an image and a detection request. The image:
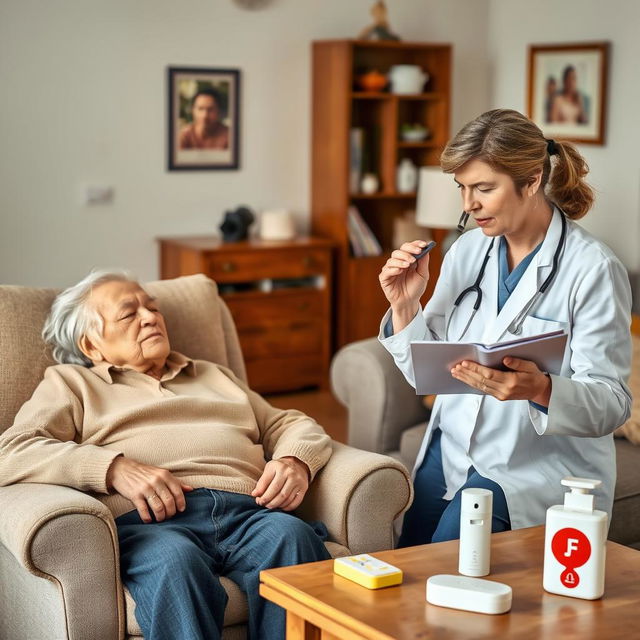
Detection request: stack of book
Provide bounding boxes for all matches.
[348,206,382,257]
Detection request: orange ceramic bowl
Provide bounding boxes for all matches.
[356,71,387,92]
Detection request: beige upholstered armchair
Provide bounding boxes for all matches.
[0,275,412,640]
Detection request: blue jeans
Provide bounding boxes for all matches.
[398,429,511,547]
[115,488,330,640]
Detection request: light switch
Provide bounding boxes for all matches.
[83,185,114,205]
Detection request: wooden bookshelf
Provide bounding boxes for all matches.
[311,40,452,347]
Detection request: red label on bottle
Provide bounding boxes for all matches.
[551,527,591,589]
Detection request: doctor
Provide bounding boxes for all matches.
[379,109,632,546]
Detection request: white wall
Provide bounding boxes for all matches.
[488,0,640,270]
[0,0,490,287]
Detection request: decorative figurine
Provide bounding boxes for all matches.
[219,206,255,242]
[358,1,401,41]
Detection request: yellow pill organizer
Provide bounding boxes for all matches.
[333,554,403,589]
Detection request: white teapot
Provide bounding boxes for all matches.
[389,65,429,94]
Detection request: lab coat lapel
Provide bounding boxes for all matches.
[483,207,563,344]
[478,240,499,341]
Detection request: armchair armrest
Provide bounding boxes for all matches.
[330,337,429,455]
[0,484,124,639]
[297,442,413,554]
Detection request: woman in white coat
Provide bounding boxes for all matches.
[379,109,632,546]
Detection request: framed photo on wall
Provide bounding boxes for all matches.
[527,42,609,145]
[167,66,240,170]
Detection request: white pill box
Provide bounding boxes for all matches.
[333,554,403,589]
[426,574,512,614]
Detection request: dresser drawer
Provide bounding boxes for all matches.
[207,249,330,283]
[225,293,325,359]
[225,291,324,328]
[246,355,325,393]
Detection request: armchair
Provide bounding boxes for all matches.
[0,275,412,640]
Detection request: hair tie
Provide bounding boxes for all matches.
[546,138,559,156]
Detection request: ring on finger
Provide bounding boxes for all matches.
[146,493,159,502]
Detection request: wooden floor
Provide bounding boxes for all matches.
[263,389,348,444]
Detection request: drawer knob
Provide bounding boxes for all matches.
[222,261,236,273]
[298,301,310,311]
[302,256,314,267]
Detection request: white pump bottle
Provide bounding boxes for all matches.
[543,477,607,600]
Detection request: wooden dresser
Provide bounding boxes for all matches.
[158,236,334,393]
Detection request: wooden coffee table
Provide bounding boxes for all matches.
[260,526,640,639]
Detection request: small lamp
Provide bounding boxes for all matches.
[415,167,464,254]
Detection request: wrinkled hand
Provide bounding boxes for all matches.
[379,240,431,313]
[451,357,552,406]
[106,456,194,523]
[251,456,310,511]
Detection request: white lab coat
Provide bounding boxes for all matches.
[379,208,632,529]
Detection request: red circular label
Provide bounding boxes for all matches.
[551,528,591,589]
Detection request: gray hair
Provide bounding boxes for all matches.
[42,269,136,366]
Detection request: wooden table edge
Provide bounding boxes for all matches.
[260,574,396,640]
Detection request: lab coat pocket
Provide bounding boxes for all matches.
[520,315,571,373]
[520,314,570,336]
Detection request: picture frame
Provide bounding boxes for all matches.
[167,66,240,170]
[527,42,609,145]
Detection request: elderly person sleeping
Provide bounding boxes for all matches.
[0,270,332,640]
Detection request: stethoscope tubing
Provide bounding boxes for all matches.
[445,211,567,341]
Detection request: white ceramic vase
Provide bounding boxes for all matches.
[389,65,429,94]
[396,158,418,193]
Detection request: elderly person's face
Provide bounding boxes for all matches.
[79,281,170,375]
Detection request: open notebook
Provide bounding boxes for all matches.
[410,330,568,395]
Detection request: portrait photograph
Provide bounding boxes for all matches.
[168,66,240,170]
[527,42,609,145]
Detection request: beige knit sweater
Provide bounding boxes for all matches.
[0,352,331,518]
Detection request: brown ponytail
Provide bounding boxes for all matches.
[546,140,594,219]
[440,109,595,219]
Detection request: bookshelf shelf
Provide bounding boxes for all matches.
[312,40,452,347]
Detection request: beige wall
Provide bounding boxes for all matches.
[488,0,640,270]
[0,0,490,287]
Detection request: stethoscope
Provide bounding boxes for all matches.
[444,210,567,341]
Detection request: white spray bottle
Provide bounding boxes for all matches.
[543,477,607,600]
[459,488,493,577]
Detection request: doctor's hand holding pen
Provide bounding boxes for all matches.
[379,240,434,335]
